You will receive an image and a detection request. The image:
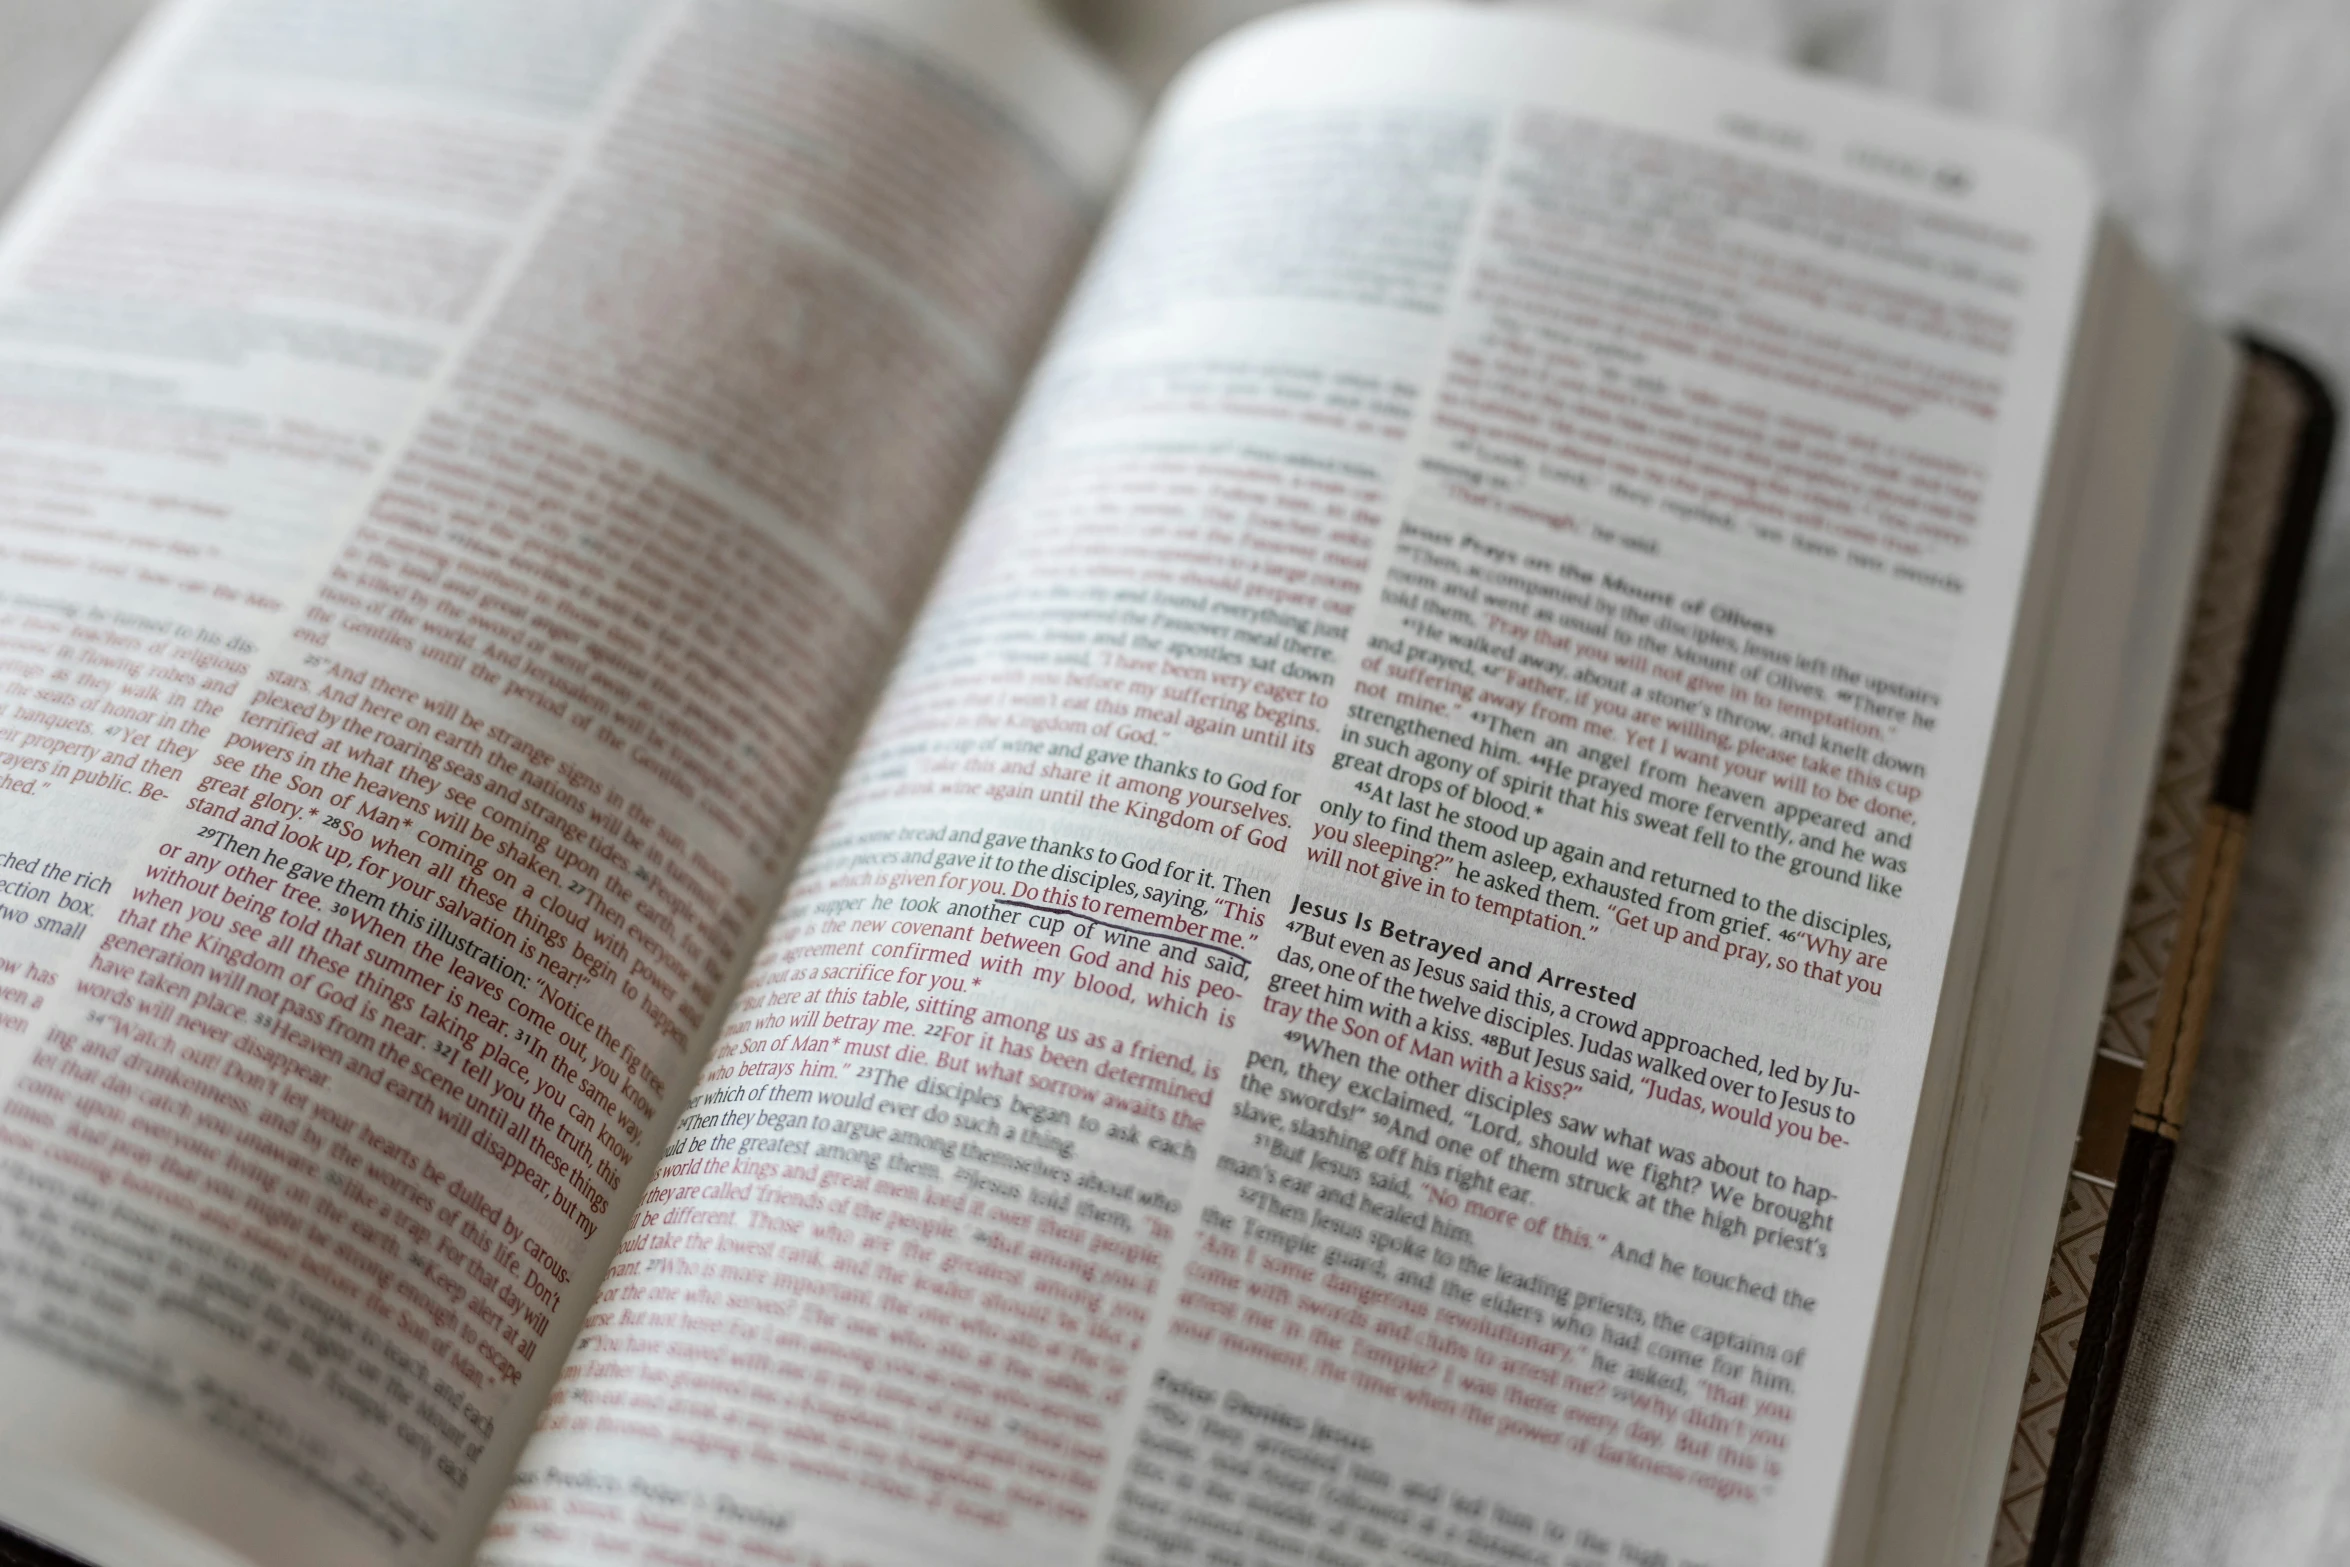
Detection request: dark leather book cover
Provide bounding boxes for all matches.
[1993,340,2338,1567]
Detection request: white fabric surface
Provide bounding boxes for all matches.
[4,0,2350,1560]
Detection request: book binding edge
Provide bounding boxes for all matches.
[2017,337,2338,1567]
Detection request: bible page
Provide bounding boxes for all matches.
[482,6,2110,1567]
[0,2,1132,1564]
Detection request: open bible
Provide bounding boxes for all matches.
[0,3,2320,1565]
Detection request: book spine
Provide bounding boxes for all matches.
[2025,340,2335,1567]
